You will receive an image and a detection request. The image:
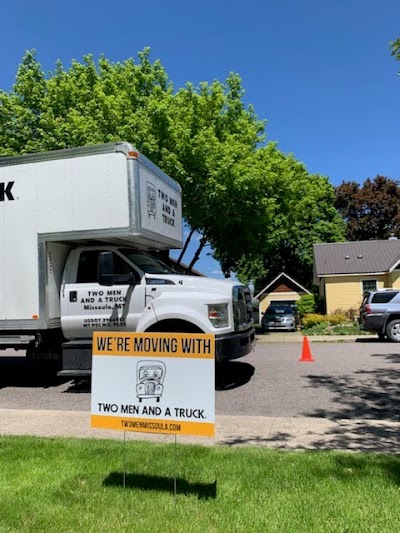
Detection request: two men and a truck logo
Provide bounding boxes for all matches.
[136,360,166,402]
[146,182,156,218]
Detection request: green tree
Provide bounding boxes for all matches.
[229,146,346,289]
[0,49,345,285]
[335,176,400,241]
[390,38,400,62]
[0,50,266,271]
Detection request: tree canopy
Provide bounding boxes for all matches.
[335,176,400,241]
[391,38,400,62]
[229,145,346,289]
[0,49,345,288]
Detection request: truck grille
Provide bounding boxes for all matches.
[233,286,253,331]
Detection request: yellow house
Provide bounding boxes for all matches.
[255,272,311,319]
[313,240,400,314]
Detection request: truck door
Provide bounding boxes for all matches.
[61,249,144,339]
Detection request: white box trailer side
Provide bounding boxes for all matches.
[0,142,182,330]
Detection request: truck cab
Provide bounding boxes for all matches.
[59,246,255,374]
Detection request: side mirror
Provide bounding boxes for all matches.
[98,251,115,286]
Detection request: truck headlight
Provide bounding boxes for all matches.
[208,304,229,328]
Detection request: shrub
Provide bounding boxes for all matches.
[296,294,317,316]
[327,313,349,325]
[301,313,327,328]
[331,307,358,321]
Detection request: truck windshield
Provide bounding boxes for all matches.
[119,249,176,274]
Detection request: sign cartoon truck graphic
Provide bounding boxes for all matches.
[136,360,166,402]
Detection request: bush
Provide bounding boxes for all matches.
[327,313,349,325]
[301,313,367,336]
[296,294,316,316]
[331,307,358,321]
[301,313,327,327]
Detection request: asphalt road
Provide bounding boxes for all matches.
[1,339,400,422]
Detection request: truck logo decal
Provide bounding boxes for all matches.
[0,181,15,201]
[146,182,156,218]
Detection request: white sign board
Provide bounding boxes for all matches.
[91,332,215,437]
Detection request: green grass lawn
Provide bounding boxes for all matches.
[1,436,400,532]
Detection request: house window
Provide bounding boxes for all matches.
[362,280,377,294]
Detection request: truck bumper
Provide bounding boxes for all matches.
[215,327,255,362]
[59,328,256,376]
[362,315,385,332]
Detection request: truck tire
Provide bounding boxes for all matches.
[385,319,400,342]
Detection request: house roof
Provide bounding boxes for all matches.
[314,240,400,277]
[255,272,311,299]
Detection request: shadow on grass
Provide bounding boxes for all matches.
[103,472,217,499]
[220,432,400,486]
[332,453,400,485]
[215,361,254,391]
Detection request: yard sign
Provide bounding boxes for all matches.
[91,332,215,437]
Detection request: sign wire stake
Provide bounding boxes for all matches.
[123,430,127,488]
[174,434,177,499]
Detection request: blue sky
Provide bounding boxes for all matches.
[2,1,400,277]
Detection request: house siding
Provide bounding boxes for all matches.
[324,275,386,314]
[388,270,400,287]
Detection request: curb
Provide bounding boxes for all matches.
[1,409,399,453]
[255,334,371,343]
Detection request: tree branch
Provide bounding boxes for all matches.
[186,232,209,273]
[176,227,195,266]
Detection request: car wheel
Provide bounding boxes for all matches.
[386,320,400,342]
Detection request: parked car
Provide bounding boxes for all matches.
[359,289,400,341]
[261,305,297,332]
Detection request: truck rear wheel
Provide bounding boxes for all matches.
[386,319,400,342]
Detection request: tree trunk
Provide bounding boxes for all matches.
[176,227,195,266]
[186,232,208,273]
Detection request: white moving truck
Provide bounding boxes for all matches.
[0,142,255,375]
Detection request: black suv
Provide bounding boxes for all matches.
[359,289,400,341]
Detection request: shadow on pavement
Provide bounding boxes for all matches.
[63,379,91,393]
[298,353,400,452]
[0,354,90,393]
[103,472,217,499]
[355,337,389,342]
[0,355,67,389]
[222,352,400,453]
[215,361,255,391]
[304,360,400,421]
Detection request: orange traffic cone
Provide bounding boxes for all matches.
[299,336,315,362]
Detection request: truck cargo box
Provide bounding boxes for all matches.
[0,142,182,329]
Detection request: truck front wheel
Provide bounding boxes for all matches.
[386,319,400,342]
